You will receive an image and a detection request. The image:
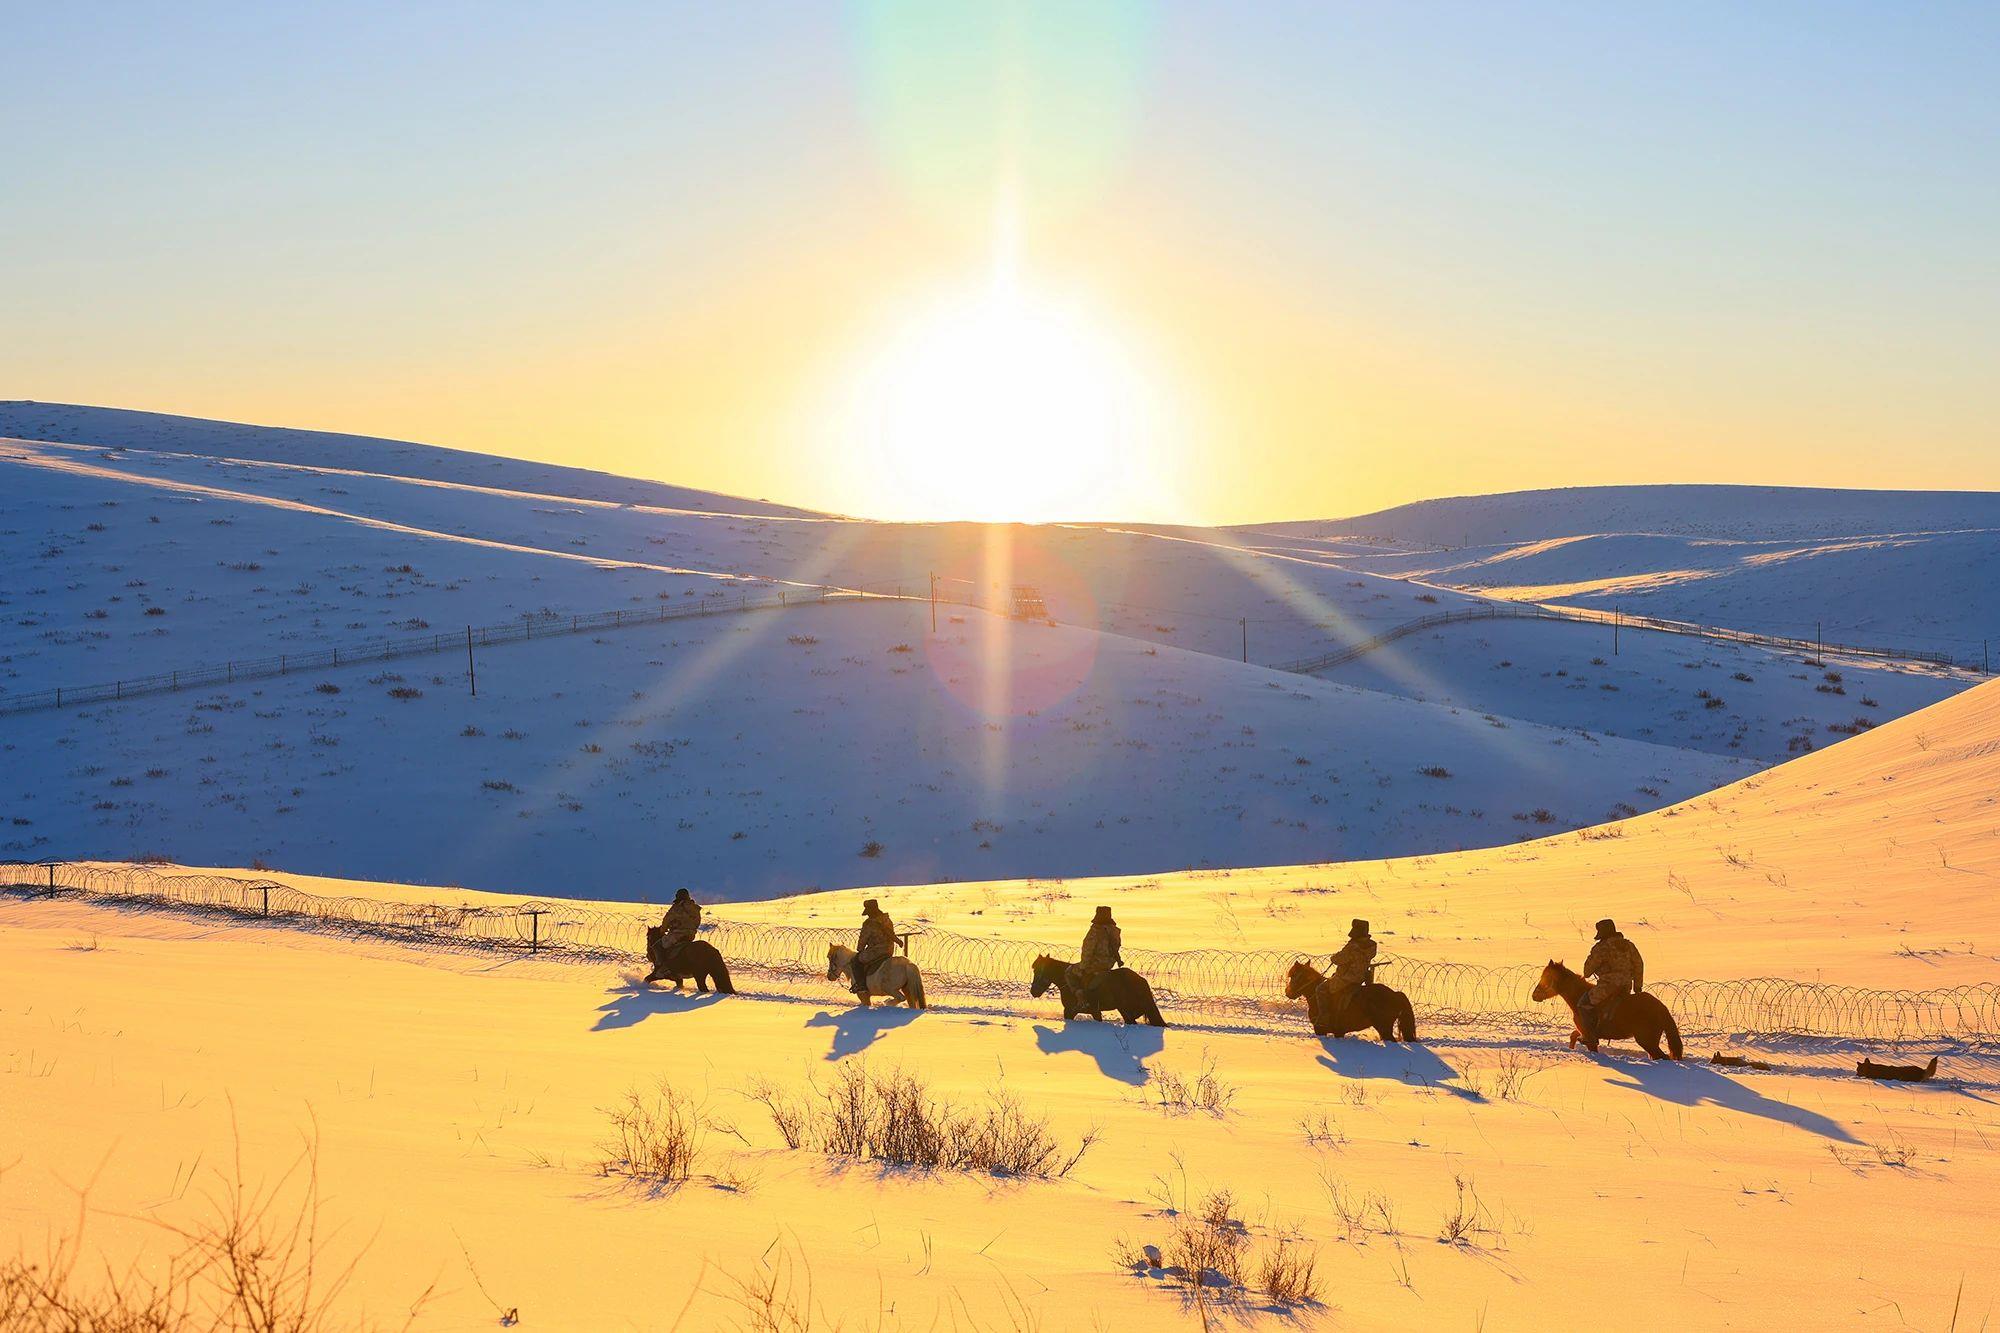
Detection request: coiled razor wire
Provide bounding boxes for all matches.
[5,860,1996,1044]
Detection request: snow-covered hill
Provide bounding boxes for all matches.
[730,674,2000,990]
[1243,483,2000,660]
[1256,482,2000,545]
[1,596,1750,895]
[0,399,823,517]
[3,412,1986,897]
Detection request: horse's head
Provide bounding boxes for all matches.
[1029,953,1059,997]
[825,943,846,982]
[645,924,663,946]
[1530,959,1567,1003]
[1284,958,1320,1000]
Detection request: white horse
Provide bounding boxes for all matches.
[826,943,927,1009]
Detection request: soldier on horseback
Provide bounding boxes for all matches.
[658,889,701,969]
[1578,918,1644,1046]
[1068,906,1122,1008]
[1319,918,1377,1020]
[853,898,897,999]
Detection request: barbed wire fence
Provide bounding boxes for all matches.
[1275,603,1969,675]
[0,580,1014,719]
[6,861,1994,1045]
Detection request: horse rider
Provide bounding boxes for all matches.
[853,898,897,998]
[1069,905,1123,1006]
[1579,918,1644,1045]
[1319,918,1377,1018]
[658,888,701,967]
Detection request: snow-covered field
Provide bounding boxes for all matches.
[4,676,1996,1329]
[4,408,1984,899]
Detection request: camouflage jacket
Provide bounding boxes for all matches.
[1329,935,1377,988]
[1079,919,1122,974]
[660,898,701,945]
[1584,934,1644,992]
[857,910,897,964]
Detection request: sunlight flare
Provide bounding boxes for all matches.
[831,277,1183,523]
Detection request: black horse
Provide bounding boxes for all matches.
[1031,954,1167,1026]
[1284,960,1416,1041]
[643,925,735,994]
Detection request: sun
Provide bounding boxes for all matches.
[833,279,1180,523]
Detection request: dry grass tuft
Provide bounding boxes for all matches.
[1147,1052,1237,1116]
[599,1083,708,1187]
[743,1065,1094,1178]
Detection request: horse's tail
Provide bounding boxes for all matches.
[710,951,735,995]
[1662,1005,1683,1060]
[1139,978,1168,1027]
[908,968,927,1010]
[1395,992,1417,1042]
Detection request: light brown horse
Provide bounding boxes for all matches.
[1531,960,1682,1060]
[826,943,927,1009]
[1285,960,1416,1041]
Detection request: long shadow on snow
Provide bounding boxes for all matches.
[1032,1022,1165,1086]
[590,986,725,1032]
[1604,1057,1858,1142]
[807,1005,921,1060]
[1316,1037,1458,1086]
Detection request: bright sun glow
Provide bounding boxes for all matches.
[836,280,1181,523]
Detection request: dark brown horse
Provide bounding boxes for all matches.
[1031,954,1167,1026]
[643,926,735,994]
[1531,960,1681,1059]
[1285,961,1416,1041]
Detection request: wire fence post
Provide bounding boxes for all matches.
[525,908,547,952]
[466,626,477,698]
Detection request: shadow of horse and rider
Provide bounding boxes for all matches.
[619,921,1860,1138]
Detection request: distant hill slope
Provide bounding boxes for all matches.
[733,676,2000,989]
[1240,483,2000,659]
[1251,482,2000,545]
[0,401,823,518]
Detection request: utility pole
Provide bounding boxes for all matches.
[1240,618,1248,664]
[929,571,937,633]
[466,626,477,698]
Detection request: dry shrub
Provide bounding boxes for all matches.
[0,1132,428,1332]
[1465,1049,1552,1102]
[1137,1165,1321,1314]
[1147,1052,1236,1116]
[600,1083,707,1187]
[1298,1111,1346,1149]
[1256,1235,1322,1307]
[1435,1174,1494,1246]
[744,1065,1093,1178]
[1161,1189,1249,1291]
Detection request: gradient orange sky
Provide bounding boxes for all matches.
[6,4,1998,523]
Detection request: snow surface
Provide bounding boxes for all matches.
[5,676,1998,1328]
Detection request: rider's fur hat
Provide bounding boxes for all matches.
[1350,918,1369,937]
[1094,905,1113,920]
[1595,918,1617,939]
[863,898,880,914]
[673,888,691,900]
